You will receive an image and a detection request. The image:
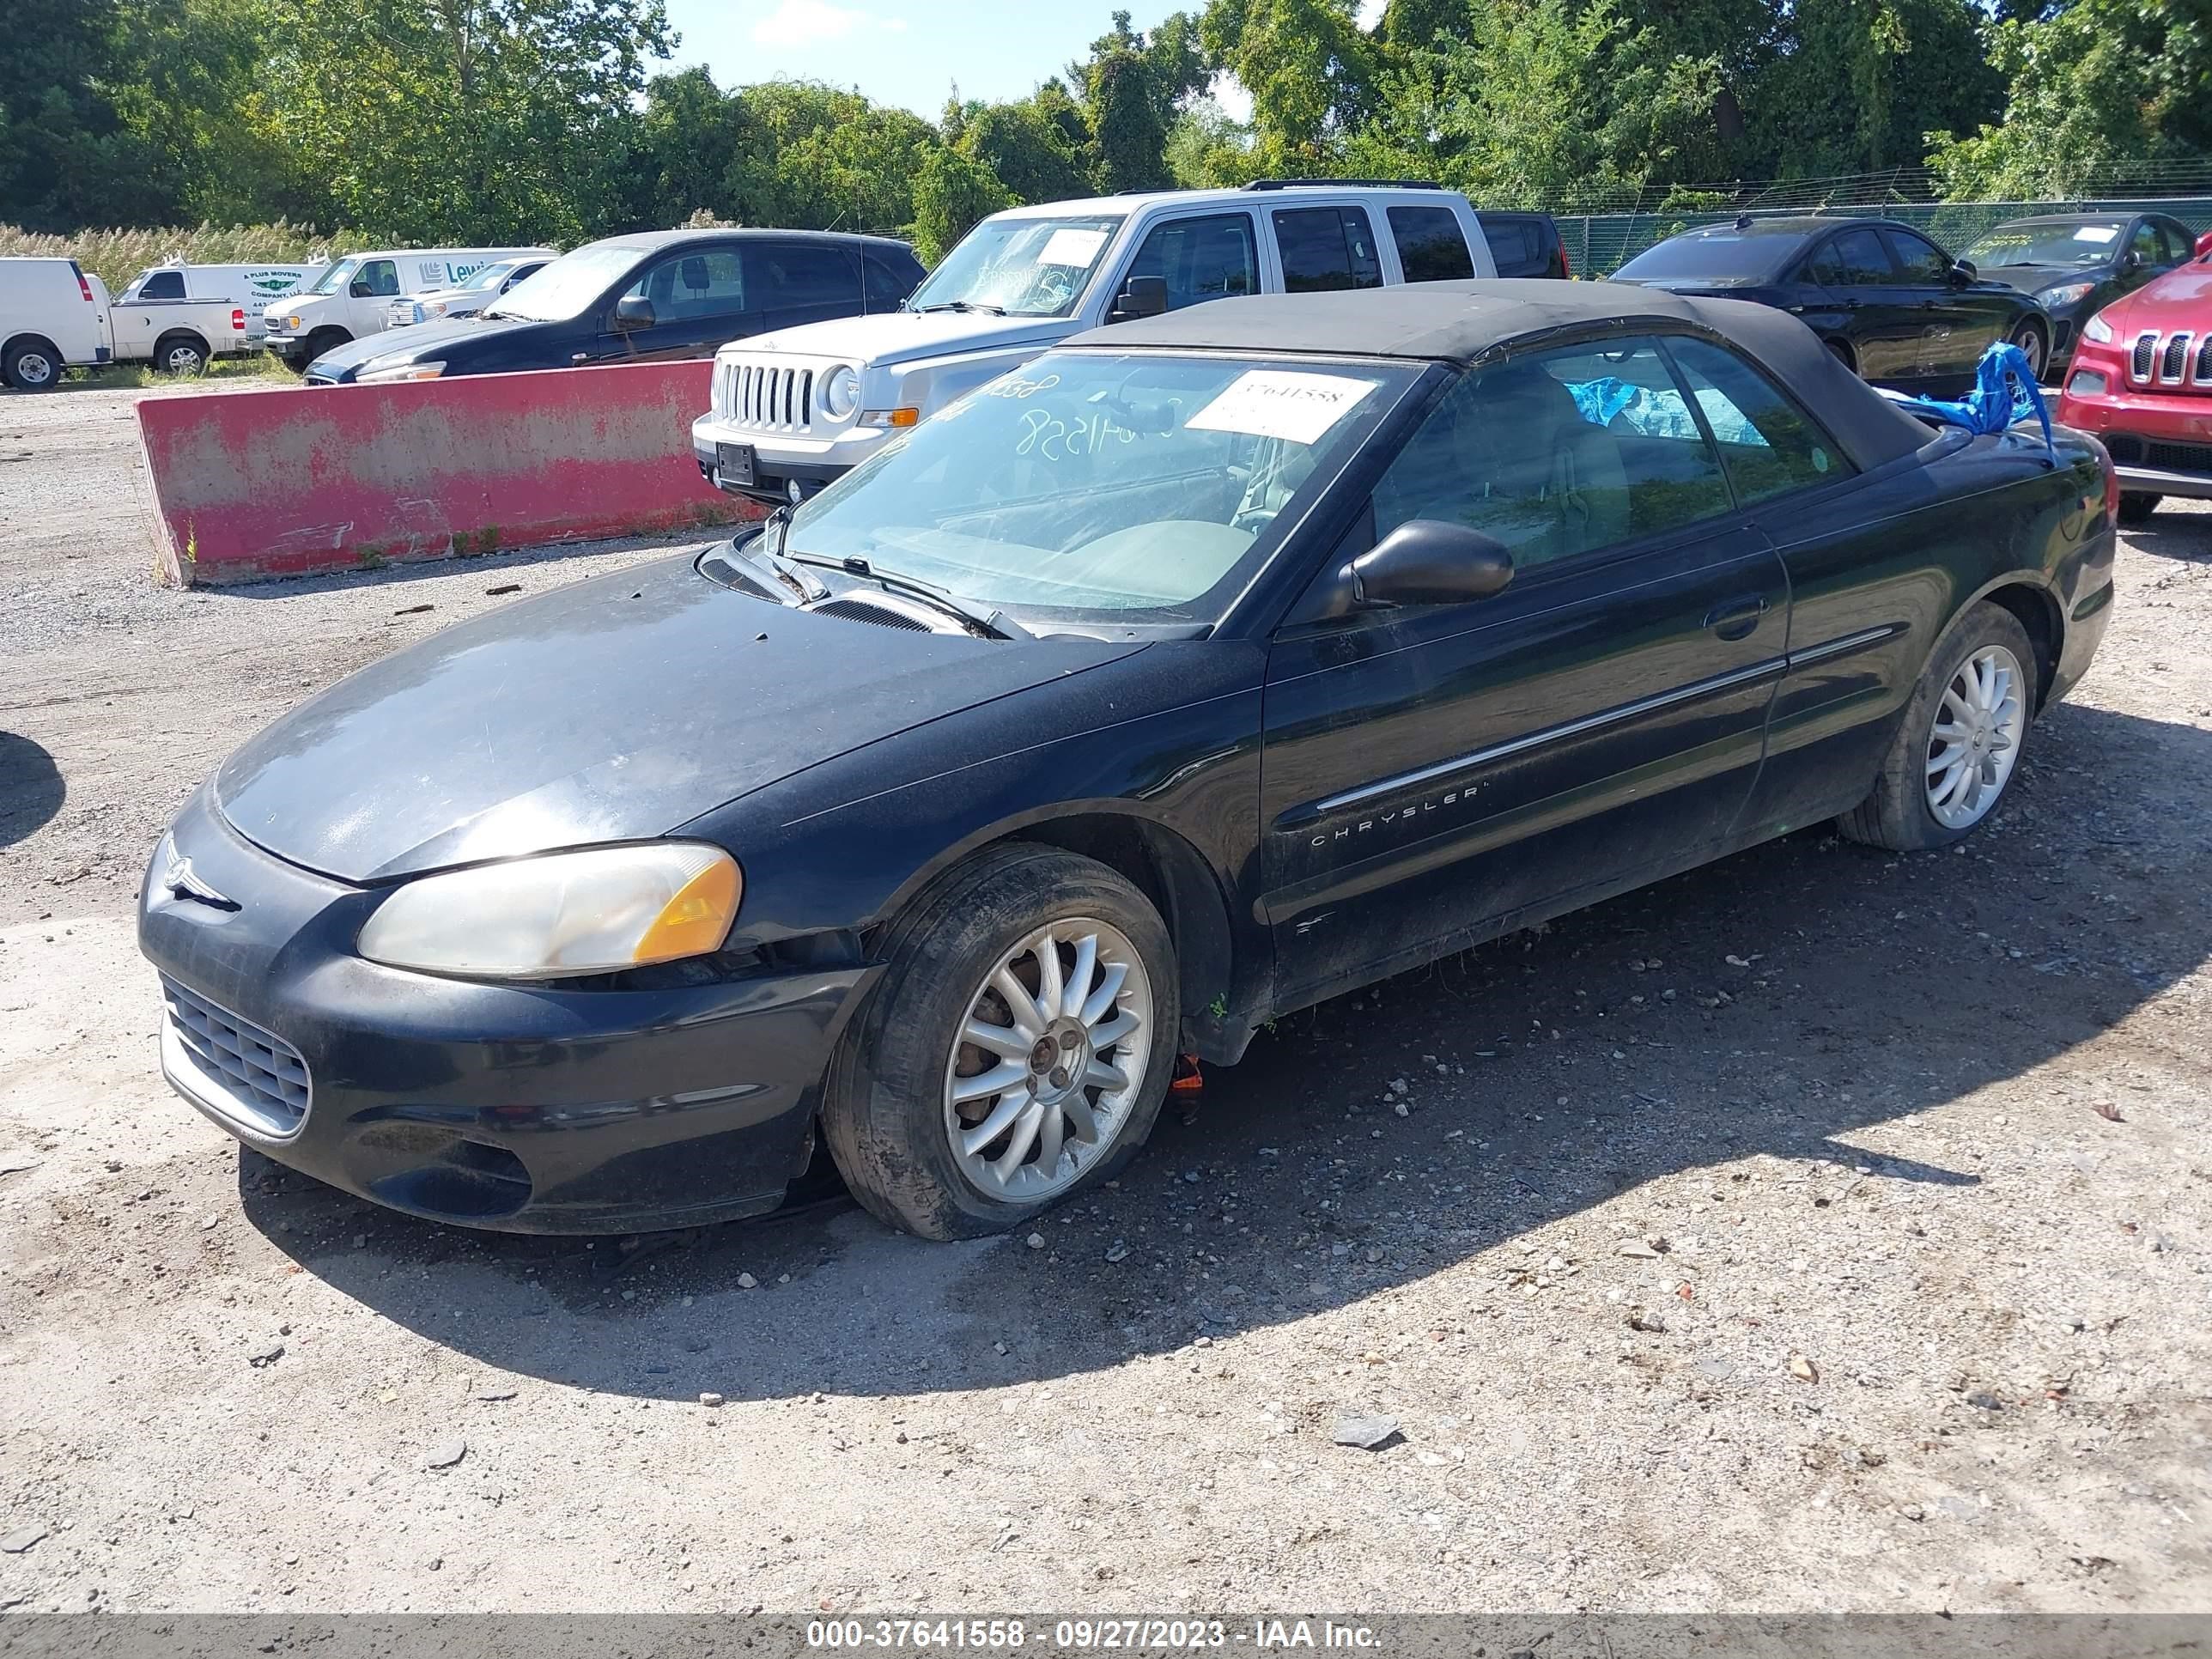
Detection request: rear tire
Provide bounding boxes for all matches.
[2117,492,2161,526]
[820,843,1179,1241]
[152,331,210,377]
[3,337,63,391]
[1839,601,2037,852]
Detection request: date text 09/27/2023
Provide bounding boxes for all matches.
[804,1619,1383,1650]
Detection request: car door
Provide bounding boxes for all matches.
[1885,226,1990,390]
[1257,335,1791,1006]
[1812,227,1923,386]
[592,243,763,363]
[749,240,862,335]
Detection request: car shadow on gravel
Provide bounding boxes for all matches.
[234,699,2212,1405]
[0,732,65,848]
[2127,509,2212,562]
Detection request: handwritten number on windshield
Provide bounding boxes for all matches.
[1016,408,1139,464]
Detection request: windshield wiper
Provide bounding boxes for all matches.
[793,552,1032,641]
[913,300,1006,315]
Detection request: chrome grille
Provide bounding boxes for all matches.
[2160,331,2193,385]
[161,976,310,1138]
[2131,331,2159,383]
[716,358,816,432]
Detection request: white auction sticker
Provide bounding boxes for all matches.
[1036,228,1109,268]
[1185,370,1378,445]
[2072,226,2119,244]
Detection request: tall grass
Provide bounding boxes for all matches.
[0,219,362,294]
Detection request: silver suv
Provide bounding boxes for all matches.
[690,181,1500,506]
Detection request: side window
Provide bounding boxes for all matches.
[1801,242,1847,287]
[1273,206,1384,293]
[1389,206,1474,283]
[1663,337,1851,507]
[1370,338,1733,574]
[751,243,859,308]
[357,259,399,297]
[1121,213,1258,311]
[2160,222,2196,264]
[1883,229,1954,284]
[863,249,919,310]
[1482,219,1536,274]
[629,248,746,319]
[2130,222,2166,266]
[140,270,185,300]
[1832,228,1895,287]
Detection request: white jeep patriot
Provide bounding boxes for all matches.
[690,181,1499,506]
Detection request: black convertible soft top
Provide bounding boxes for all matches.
[1070,277,1933,473]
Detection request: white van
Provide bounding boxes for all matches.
[1,257,114,391]
[261,246,556,368]
[690,182,1499,504]
[109,260,320,374]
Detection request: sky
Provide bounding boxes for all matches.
[660,0,1212,119]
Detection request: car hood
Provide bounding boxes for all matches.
[309,313,536,377]
[2100,261,2212,327]
[1975,261,2100,295]
[215,552,1146,883]
[734,309,1076,368]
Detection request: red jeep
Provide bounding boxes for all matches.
[2058,228,2212,522]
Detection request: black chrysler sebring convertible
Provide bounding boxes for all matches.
[140,281,2117,1242]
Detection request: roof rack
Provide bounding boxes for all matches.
[1242,179,1443,192]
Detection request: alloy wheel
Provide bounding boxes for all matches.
[1925,644,2025,830]
[941,916,1152,1202]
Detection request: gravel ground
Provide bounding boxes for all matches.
[1,383,2209,1616]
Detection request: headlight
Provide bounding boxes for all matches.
[2039,282,2096,307]
[357,843,741,979]
[821,365,862,420]
[424,301,449,318]
[357,362,447,383]
[269,314,296,331]
[2084,314,2114,344]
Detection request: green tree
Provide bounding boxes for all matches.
[910,144,1012,262]
[1928,0,2212,196]
[722,82,939,234]
[0,0,174,231]
[629,65,747,228]
[1164,95,1255,189]
[1200,0,1378,176]
[264,0,673,243]
[957,100,1091,204]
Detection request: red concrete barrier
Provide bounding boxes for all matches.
[137,359,759,586]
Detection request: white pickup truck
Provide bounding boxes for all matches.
[690,181,1499,505]
[109,261,319,374]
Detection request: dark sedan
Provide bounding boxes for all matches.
[141,282,2115,1242]
[1612,215,2052,390]
[1959,212,2200,369]
[304,228,925,385]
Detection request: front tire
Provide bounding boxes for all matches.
[301,328,351,372]
[3,337,62,391]
[1840,601,2036,852]
[2008,319,2048,382]
[2117,492,2161,526]
[821,843,1179,1240]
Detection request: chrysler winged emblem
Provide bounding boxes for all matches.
[162,847,238,911]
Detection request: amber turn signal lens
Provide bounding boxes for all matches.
[633,855,743,966]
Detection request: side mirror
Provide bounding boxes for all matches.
[1310,520,1515,622]
[2122,248,2143,272]
[2197,230,2212,261]
[1949,258,1977,285]
[1107,274,1168,324]
[613,295,656,331]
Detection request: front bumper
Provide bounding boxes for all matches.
[2057,367,2212,499]
[137,789,872,1234]
[690,413,889,504]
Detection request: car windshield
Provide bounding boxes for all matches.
[1613,231,1789,283]
[903,215,1125,319]
[302,258,356,296]
[488,245,641,321]
[777,350,1417,627]
[460,260,519,292]
[1961,223,2125,267]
